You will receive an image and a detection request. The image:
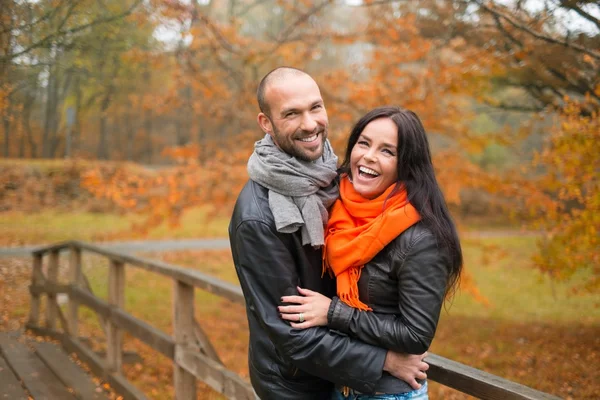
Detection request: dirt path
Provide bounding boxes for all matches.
[0,231,540,258]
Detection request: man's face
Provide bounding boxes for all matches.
[258,75,329,162]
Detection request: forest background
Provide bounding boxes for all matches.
[1,0,599,399]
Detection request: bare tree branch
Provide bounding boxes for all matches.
[192,10,241,55]
[2,0,143,62]
[559,0,600,31]
[474,0,600,60]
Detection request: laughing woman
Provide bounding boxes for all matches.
[279,106,463,400]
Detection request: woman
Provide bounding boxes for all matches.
[278,106,463,400]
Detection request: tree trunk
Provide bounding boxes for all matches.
[73,74,82,155]
[125,110,134,161]
[97,113,108,159]
[22,92,37,158]
[144,107,153,163]
[3,106,10,157]
[42,54,58,158]
[97,58,120,160]
[143,68,152,163]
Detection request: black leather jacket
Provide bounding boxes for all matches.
[229,180,388,400]
[327,222,451,394]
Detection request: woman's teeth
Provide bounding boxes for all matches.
[359,166,379,177]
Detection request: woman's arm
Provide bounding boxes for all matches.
[280,233,450,354]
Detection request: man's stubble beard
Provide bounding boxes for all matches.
[271,125,328,162]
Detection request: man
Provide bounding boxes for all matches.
[229,67,428,400]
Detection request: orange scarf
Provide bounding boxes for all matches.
[324,175,421,310]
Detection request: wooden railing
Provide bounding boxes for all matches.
[26,240,561,400]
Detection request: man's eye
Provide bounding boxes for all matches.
[312,104,323,110]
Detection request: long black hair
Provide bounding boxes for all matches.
[339,106,463,296]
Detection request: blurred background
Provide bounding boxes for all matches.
[1,0,598,399]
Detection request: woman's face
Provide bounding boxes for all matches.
[350,118,399,199]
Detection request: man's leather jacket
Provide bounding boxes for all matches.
[229,180,387,400]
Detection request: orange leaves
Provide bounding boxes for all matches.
[161,143,201,164]
[525,99,599,294]
[77,136,255,239]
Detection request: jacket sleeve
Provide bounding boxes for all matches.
[231,219,386,392]
[327,233,449,354]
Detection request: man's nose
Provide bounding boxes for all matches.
[300,113,318,132]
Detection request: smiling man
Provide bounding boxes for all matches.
[228,67,428,400]
[256,69,328,162]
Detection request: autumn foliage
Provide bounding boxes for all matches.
[1,0,598,294]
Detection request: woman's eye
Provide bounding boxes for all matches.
[382,148,394,155]
[358,141,368,146]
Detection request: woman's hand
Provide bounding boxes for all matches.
[279,286,331,329]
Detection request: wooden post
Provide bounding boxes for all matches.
[28,253,43,326]
[45,250,59,330]
[68,246,82,336]
[173,280,196,400]
[106,259,125,373]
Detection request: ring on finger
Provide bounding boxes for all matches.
[298,313,304,323]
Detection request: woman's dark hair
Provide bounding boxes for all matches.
[339,106,463,297]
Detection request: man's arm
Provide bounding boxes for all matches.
[231,219,387,393]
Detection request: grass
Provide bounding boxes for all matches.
[0,207,231,246]
[448,236,599,324]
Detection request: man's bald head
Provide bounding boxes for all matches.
[257,67,313,117]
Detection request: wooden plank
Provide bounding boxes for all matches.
[46,250,60,330]
[426,353,562,400]
[0,333,77,400]
[27,326,147,400]
[112,309,175,359]
[74,241,245,304]
[30,282,70,296]
[68,247,83,336]
[35,241,244,304]
[106,373,148,400]
[193,319,223,365]
[175,346,255,400]
[35,341,109,400]
[82,273,108,334]
[28,253,43,326]
[32,241,72,255]
[69,289,175,358]
[29,283,72,335]
[70,287,111,319]
[106,260,125,373]
[173,281,197,399]
[0,354,28,399]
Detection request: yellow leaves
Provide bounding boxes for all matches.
[582,54,596,67]
[526,98,599,294]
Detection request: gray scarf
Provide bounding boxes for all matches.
[247,134,339,247]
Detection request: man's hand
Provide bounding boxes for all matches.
[383,351,429,390]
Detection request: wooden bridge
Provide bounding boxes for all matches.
[0,240,562,400]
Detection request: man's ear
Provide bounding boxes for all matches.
[257,113,273,135]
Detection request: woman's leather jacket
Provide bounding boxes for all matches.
[327,222,451,394]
